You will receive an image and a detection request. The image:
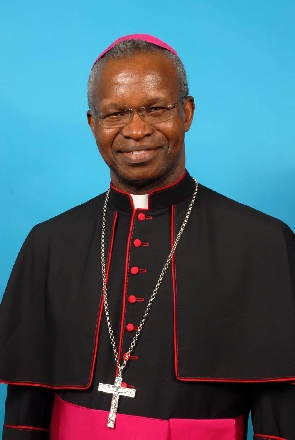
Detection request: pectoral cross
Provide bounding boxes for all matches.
[98,375,136,428]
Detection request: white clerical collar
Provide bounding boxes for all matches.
[130,193,149,209]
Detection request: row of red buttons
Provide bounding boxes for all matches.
[122,212,151,369]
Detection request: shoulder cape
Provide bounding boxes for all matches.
[0,184,295,388]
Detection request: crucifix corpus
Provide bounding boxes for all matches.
[98,375,136,428]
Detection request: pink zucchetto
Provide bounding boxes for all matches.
[94,34,178,64]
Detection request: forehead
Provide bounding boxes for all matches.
[93,52,180,107]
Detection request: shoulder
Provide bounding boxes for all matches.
[197,184,294,240]
[27,193,106,244]
[6,193,108,281]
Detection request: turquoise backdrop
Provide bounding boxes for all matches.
[1,1,295,438]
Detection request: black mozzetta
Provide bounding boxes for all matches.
[0,172,295,389]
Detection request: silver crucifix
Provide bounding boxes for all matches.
[98,375,136,428]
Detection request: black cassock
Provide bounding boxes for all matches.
[1,172,295,439]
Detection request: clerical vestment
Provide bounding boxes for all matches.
[1,172,295,439]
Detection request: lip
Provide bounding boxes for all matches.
[119,147,162,164]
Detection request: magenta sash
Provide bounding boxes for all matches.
[50,394,245,440]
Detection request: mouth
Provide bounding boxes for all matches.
[120,147,162,163]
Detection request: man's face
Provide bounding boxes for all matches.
[87,51,194,193]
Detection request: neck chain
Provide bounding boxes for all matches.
[98,178,198,428]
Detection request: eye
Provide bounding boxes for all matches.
[146,106,167,116]
[103,110,129,120]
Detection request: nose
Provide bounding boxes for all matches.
[120,111,153,140]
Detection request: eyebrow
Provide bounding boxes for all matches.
[98,98,172,112]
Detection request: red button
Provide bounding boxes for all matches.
[121,382,128,388]
[133,239,142,247]
[128,295,136,304]
[130,266,139,275]
[138,213,146,221]
[126,323,135,332]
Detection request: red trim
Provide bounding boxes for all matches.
[4,424,49,432]
[171,204,180,380]
[0,212,118,391]
[0,380,88,388]
[171,206,295,385]
[110,182,134,209]
[110,171,187,212]
[88,211,118,386]
[174,376,295,383]
[171,204,295,384]
[109,183,151,212]
[3,374,295,387]
[86,293,104,389]
[148,171,186,196]
[116,210,137,376]
[254,435,287,440]
[148,172,186,209]
[107,212,118,273]
[5,374,285,387]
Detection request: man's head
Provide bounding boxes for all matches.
[87,34,195,194]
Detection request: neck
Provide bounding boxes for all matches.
[110,169,186,195]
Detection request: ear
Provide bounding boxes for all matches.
[182,96,195,132]
[87,110,95,133]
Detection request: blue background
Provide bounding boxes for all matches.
[1,1,294,438]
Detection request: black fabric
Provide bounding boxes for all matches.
[251,383,295,439]
[0,172,295,389]
[54,190,250,425]
[3,385,53,440]
[176,185,295,380]
[4,386,54,427]
[2,428,49,440]
[57,196,252,416]
[108,171,195,212]
[0,195,105,387]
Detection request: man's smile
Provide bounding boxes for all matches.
[120,147,162,163]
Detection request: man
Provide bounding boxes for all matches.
[1,34,295,440]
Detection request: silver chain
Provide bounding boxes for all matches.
[101,178,198,377]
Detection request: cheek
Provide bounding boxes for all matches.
[165,126,185,148]
[94,129,117,153]
[163,118,185,140]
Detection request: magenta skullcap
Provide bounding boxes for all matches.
[94,34,178,64]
